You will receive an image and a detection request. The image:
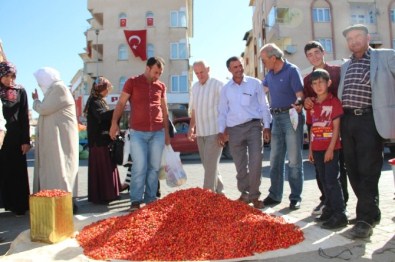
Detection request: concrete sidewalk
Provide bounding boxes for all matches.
[1,149,394,261]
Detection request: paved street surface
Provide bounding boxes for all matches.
[1,147,394,261]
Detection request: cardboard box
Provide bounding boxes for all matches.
[29,192,74,243]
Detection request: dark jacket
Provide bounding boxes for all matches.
[86,97,113,147]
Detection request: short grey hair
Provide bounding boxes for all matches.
[260,43,284,59]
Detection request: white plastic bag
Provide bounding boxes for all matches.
[289,108,299,131]
[161,145,187,187]
[122,129,130,166]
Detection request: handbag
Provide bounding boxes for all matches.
[109,134,124,165]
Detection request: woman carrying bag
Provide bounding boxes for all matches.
[85,77,121,204]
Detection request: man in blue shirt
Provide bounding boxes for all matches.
[260,43,305,210]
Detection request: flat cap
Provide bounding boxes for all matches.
[342,24,369,37]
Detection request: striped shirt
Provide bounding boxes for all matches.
[342,49,372,109]
[189,77,223,136]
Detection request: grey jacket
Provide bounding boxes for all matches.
[338,48,395,139]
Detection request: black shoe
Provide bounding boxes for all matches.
[349,221,373,238]
[289,200,301,210]
[315,211,332,222]
[321,214,348,229]
[263,196,281,206]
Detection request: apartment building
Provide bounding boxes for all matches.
[74,0,193,125]
[247,0,395,77]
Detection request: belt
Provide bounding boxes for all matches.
[237,118,261,127]
[343,107,373,116]
[270,106,292,114]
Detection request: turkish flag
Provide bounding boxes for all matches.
[124,30,147,61]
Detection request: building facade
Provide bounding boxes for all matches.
[74,0,194,125]
[247,0,395,77]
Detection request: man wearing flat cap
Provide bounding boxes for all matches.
[338,24,395,238]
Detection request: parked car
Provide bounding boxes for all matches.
[170,117,232,159]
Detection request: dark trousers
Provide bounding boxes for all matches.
[313,150,345,215]
[308,124,349,204]
[341,112,383,225]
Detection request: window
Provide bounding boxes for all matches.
[146,11,154,26]
[119,77,127,92]
[119,13,127,27]
[170,10,187,27]
[170,41,187,59]
[276,8,290,23]
[317,38,333,53]
[171,75,188,93]
[147,44,154,59]
[391,9,395,23]
[313,8,331,22]
[118,44,128,60]
[368,10,376,24]
[351,14,365,24]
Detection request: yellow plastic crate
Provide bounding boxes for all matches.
[29,192,74,243]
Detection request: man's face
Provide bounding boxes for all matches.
[305,47,325,68]
[193,64,209,84]
[146,64,163,82]
[260,52,276,70]
[228,59,244,78]
[345,29,370,54]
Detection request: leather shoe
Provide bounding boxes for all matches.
[315,211,332,222]
[321,214,348,229]
[289,200,301,210]
[237,193,251,204]
[349,221,373,238]
[251,198,264,209]
[263,196,281,206]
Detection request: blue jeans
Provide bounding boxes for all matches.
[268,111,304,202]
[129,128,165,204]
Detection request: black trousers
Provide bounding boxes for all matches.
[341,112,383,225]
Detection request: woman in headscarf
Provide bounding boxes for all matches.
[84,77,121,203]
[32,67,79,203]
[0,61,30,216]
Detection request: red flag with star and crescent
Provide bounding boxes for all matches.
[124,30,147,61]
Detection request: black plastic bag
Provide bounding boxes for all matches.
[109,135,124,165]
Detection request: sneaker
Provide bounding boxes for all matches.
[128,202,141,212]
[312,202,325,215]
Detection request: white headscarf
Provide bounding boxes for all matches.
[33,67,62,95]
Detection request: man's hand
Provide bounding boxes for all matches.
[21,143,31,155]
[109,123,120,140]
[217,133,226,147]
[303,97,315,110]
[187,127,196,141]
[263,128,271,143]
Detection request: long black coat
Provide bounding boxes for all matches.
[86,97,113,147]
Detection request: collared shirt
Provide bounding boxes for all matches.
[262,60,304,108]
[190,77,223,137]
[123,74,166,132]
[218,75,271,132]
[342,49,372,109]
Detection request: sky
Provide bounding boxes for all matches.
[0,0,252,112]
